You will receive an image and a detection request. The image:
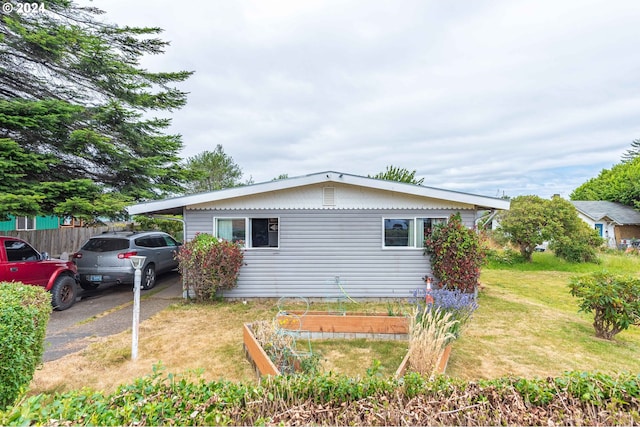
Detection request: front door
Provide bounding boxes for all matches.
[595,223,603,237]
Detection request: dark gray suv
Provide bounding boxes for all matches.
[73,231,181,290]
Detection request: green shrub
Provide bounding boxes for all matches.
[2,369,640,425]
[176,233,244,301]
[569,271,640,340]
[550,230,600,263]
[424,213,485,292]
[484,247,525,266]
[0,282,51,410]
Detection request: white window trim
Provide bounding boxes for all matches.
[382,216,449,249]
[16,216,36,231]
[213,217,280,249]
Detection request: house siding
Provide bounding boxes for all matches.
[184,208,476,299]
[0,215,60,231]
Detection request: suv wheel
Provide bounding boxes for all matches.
[51,275,77,311]
[141,264,156,290]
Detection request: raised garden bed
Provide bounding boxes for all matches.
[243,311,452,378]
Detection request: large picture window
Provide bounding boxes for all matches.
[215,217,279,248]
[383,217,447,248]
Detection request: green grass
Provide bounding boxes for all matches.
[486,250,640,274]
[447,250,640,380]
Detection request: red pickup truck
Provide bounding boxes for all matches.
[0,236,78,310]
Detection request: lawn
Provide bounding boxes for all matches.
[29,251,640,395]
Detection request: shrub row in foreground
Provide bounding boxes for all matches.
[2,369,639,425]
[0,282,51,410]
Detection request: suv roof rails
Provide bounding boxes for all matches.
[100,230,138,235]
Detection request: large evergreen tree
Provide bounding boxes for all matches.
[0,0,192,220]
[622,138,640,163]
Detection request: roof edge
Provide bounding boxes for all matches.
[127,171,510,215]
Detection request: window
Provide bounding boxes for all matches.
[215,217,279,248]
[161,235,179,247]
[216,218,246,244]
[82,238,129,252]
[135,236,167,248]
[4,240,39,261]
[16,216,35,231]
[383,217,448,248]
[384,219,414,247]
[416,217,448,248]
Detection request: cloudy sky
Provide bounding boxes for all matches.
[91,0,640,199]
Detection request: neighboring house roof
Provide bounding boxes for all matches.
[571,201,640,225]
[127,171,510,215]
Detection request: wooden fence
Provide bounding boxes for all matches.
[2,226,125,258]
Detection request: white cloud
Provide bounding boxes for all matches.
[91,0,640,198]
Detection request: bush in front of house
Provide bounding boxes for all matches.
[0,282,52,410]
[176,233,244,301]
[569,271,640,340]
[424,213,485,292]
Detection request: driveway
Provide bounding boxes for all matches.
[43,272,183,362]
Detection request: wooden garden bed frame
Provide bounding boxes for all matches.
[243,312,453,378]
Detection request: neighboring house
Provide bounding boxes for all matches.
[571,201,640,249]
[0,215,85,232]
[127,171,510,299]
[0,215,60,232]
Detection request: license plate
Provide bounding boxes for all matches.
[88,275,102,282]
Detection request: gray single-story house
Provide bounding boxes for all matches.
[127,171,510,299]
[571,201,640,249]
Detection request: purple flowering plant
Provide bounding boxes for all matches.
[410,287,479,341]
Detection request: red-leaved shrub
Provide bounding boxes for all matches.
[176,233,244,300]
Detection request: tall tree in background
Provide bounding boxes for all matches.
[369,165,424,185]
[183,145,245,193]
[570,157,640,208]
[622,138,640,162]
[0,0,192,220]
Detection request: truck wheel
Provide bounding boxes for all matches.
[51,275,77,311]
[141,264,156,290]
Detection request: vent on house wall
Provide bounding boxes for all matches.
[323,187,336,206]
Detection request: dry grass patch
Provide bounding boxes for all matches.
[312,339,407,377]
[30,300,409,394]
[30,301,278,395]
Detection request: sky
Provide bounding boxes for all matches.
[89,0,640,199]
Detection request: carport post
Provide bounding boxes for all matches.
[129,256,146,361]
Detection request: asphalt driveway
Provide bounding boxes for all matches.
[43,272,183,362]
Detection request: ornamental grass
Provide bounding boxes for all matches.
[408,306,457,377]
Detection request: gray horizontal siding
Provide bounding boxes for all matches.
[184,208,476,299]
